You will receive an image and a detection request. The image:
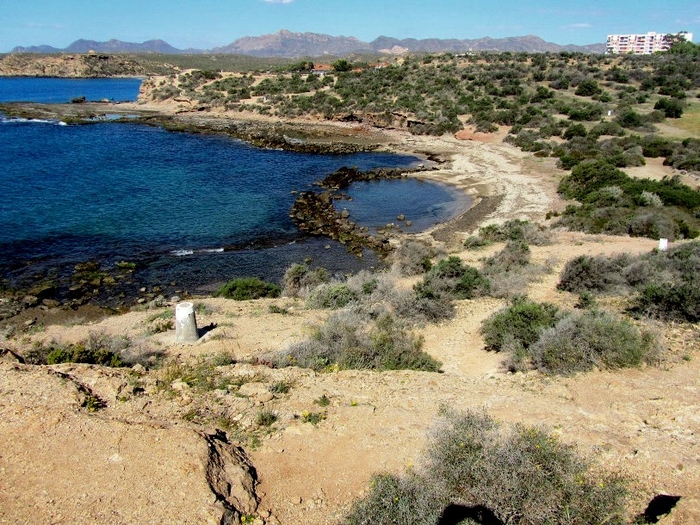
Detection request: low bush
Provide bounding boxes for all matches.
[530,310,662,375]
[306,282,358,309]
[558,242,700,323]
[463,235,492,250]
[557,160,700,239]
[558,254,632,294]
[214,277,281,300]
[481,296,560,351]
[343,471,444,525]
[414,256,490,301]
[391,239,441,276]
[275,311,441,372]
[633,280,700,323]
[388,287,456,324]
[483,240,531,274]
[478,219,553,246]
[256,409,278,427]
[557,204,698,241]
[343,409,629,525]
[26,332,129,366]
[281,263,329,298]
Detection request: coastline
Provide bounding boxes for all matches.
[0,100,564,314]
[3,103,698,525]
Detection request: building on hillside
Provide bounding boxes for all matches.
[606,31,693,54]
[311,64,333,76]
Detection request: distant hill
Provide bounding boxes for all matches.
[370,35,605,54]
[212,29,374,56]
[10,30,606,56]
[11,39,193,55]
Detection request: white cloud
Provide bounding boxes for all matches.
[262,0,294,4]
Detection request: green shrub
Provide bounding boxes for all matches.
[46,344,123,366]
[560,160,700,225]
[654,97,684,118]
[530,310,662,375]
[306,283,358,309]
[415,256,490,301]
[478,219,553,246]
[575,78,602,97]
[558,254,632,294]
[344,409,629,525]
[42,332,128,366]
[256,409,278,427]
[483,240,531,274]
[214,277,281,300]
[481,296,560,351]
[575,291,597,309]
[633,281,700,323]
[558,242,700,323]
[558,160,629,201]
[615,109,647,129]
[275,311,441,372]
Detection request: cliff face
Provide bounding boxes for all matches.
[0,53,176,77]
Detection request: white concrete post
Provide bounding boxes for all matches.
[175,302,198,342]
[658,238,669,252]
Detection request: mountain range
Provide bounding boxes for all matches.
[10,30,606,56]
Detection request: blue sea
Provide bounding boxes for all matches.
[0,78,465,302]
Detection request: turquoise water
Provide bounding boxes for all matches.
[0,78,464,301]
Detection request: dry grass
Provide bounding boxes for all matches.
[658,99,700,138]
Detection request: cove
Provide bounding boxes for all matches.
[0,116,464,302]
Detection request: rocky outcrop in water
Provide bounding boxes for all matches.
[291,190,391,257]
[289,165,433,257]
[150,116,379,155]
[317,166,409,190]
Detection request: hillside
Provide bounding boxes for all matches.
[0,52,177,77]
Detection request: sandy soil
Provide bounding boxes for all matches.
[1,115,699,525]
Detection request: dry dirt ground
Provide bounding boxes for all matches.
[1,121,699,525]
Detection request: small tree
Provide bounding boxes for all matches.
[575,78,602,97]
[654,97,684,118]
[332,59,352,72]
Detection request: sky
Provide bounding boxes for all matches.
[2,0,698,52]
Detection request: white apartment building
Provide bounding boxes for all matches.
[606,31,693,54]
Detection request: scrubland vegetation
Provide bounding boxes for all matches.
[144,41,700,243]
[344,408,629,525]
[5,42,700,525]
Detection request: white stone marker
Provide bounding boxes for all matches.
[175,301,198,342]
[658,238,669,252]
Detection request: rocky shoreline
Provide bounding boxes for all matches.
[0,101,464,321]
